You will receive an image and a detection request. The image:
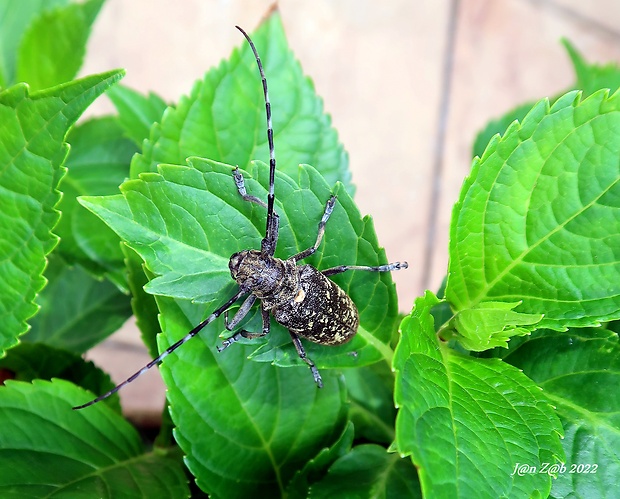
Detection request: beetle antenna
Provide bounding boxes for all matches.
[235,25,278,256]
[73,290,244,410]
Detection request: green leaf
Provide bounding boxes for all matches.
[472,39,620,164]
[0,341,120,413]
[0,379,189,498]
[0,69,124,356]
[24,254,132,353]
[447,90,620,345]
[342,361,396,444]
[563,39,620,98]
[130,10,351,192]
[124,244,161,358]
[57,116,137,289]
[309,445,422,499]
[472,100,534,159]
[16,0,104,90]
[393,292,564,499]
[286,421,355,497]
[501,327,620,499]
[80,158,399,369]
[157,294,349,497]
[0,0,69,87]
[106,84,168,146]
[79,155,396,494]
[450,300,542,351]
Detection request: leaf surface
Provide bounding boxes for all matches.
[57,116,137,289]
[24,254,132,353]
[0,69,124,355]
[501,327,620,499]
[309,445,422,499]
[0,379,189,498]
[16,0,104,90]
[130,11,351,191]
[393,292,564,499]
[447,90,620,348]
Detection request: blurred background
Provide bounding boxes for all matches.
[80,0,620,421]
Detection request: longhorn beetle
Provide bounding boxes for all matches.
[73,26,407,410]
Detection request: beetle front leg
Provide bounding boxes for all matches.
[218,301,270,351]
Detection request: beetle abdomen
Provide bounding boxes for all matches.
[272,264,359,345]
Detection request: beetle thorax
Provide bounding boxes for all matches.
[229,250,299,303]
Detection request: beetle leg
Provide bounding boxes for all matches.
[218,301,270,351]
[291,195,337,263]
[289,332,323,388]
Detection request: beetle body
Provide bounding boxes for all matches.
[229,250,359,345]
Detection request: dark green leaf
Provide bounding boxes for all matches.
[107,84,168,146]
[157,294,349,497]
[0,379,189,498]
[124,244,161,358]
[309,445,421,499]
[501,328,620,499]
[16,0,104,90]
[286,422,355,498]
[393,292,564,498]
[24,254,132,353]
[0,341,120,413]
[130,10,351,192]
[58,115,137,289]
[0,69,124,355]
[343,361,396,444]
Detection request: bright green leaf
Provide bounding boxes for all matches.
[450,300,542,351]
[0,379,189,498]
[0,69,124,355]
[447,90,620,341]
[80,158,399,369]
[309,445,422,499]
[563,39,620,99]
[157,294,349,497]
[472,39,620,167]
[501,327,620,499]
[24,254,132,353]
[106,84,168,146]
[58,116,137,289]
[0,0,69,87]
[472,100,534,159]
[79,154,397,494]
[16,0,104,90]
[393,292,564,499]
[130,10,351,192]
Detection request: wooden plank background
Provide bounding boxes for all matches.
[80,0,620,421]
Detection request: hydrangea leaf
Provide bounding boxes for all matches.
[393,292,564,498]
[130,10,351,192]
[0,69,124,355]
[0,379,189,498]
[447,89,620,350]
[17,0,104,90]
[501,327,620,499]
